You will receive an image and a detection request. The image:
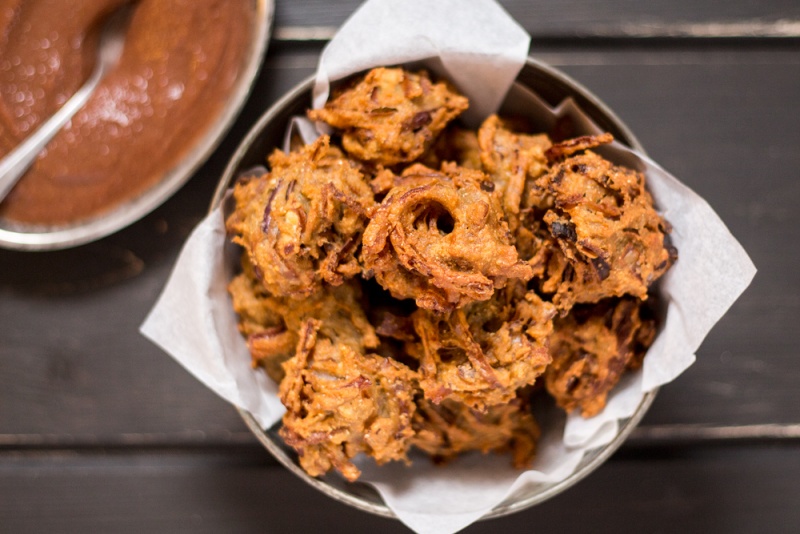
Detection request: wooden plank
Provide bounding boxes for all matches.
[1,445,799,533]
[272,0,800,39]
[4,421,800,450]
[1,45,797,443]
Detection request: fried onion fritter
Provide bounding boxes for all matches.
[544,132,614,162]
[478,115,551,229]
[228,258,295,382]
[421,126,483,170]
[228,255,379,382]
[308,68,469,166]
[545,298,656,417]
[226,136,375,299]
[532,148,675,311]
[224,67,679,477]
[412,396,539,469]
[279,320,417,482]
[408,284,555,410]
[362,163,533,312]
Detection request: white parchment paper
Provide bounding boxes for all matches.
[311,0,529,124]
[141,1,756,532]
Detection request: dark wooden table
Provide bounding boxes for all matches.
[2,2,799,532]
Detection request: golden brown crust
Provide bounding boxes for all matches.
[279,320,417,481]
[545,298,656,417]
[478,115,551,229]
[228,255,378,382]
[412,396,539,468]
[224,67,678,479]
[362,163,533,312]
[228,261,294,382]
[225,136,375,299]
[421,126,483,170]
[544,132,614,162]
[407,283,555,410]
[309,68,469,166]
[531,150,675,311]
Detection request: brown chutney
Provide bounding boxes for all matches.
[0,0,251,225]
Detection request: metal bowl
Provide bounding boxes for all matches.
[0,0,274,251]
[213,57,657,518]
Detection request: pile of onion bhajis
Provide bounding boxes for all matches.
[226,67,677,481]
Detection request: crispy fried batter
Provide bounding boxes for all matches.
[362,163,533,312]
[226,136,375,298]
[408,284,555,410]
[226,67,679,479]
[545,298,657,417]
[533,149,675,310]
[478,115,551,228]
[228,258,295,382]
[412,396,539,468]
[228,255,379,382]
[308,68,469,166]
[545,132,613,162]
[228,255,285,338]
[279,320,417,481]
[421,126,483,170]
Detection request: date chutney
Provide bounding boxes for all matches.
[0,0,252,225]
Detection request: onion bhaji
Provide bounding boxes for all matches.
[478,115,551,229]
[228,255,379,382]
[279,320,417,482]
[421,126,483,171]
[228,258,295,382]
[224,66,676,481]
[544,132,614,162]
[530,144,675,310]
[362,163,533,312]
[412,396,539,469]
[545,298,656,417]
[308,67,469,166]
[408,283,555,410]
[226,136,375,299]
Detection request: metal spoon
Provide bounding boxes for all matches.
[0,5,132,203]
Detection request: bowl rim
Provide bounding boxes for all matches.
[0,0,275,251]
[214,56,659,520]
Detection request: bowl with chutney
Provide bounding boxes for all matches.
[0,0,273,250]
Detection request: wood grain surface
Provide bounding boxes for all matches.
[2,444,799,533]
[1,1,798,531]
[273,1,800,39]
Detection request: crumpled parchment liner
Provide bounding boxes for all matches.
[311,0,529,125]
[141,1,756,533]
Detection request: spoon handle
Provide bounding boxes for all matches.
[0,68,104,203]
